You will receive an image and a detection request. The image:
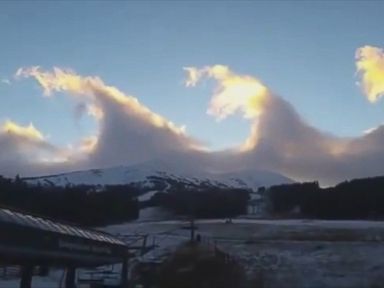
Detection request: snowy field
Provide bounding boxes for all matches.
[0,271,65,288]
[3,218,384,287]
[105,218,384,288]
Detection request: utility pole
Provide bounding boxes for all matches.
[188,191,197,242]
[190,217,195,241]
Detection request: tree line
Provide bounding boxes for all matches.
[0,176,139,226]
[268,176,384,219]
[148,177,250,218]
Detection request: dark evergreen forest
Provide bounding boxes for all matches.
[0,176,139,226]
[269,176,384,219]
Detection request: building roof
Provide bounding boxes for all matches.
[0,208,125,246]
[0,207,129,267]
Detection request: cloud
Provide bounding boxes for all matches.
[1,79,10,85]
[356,45,384,102]
[184,65,269,121]
[16,67,188,135]
[2,51,384,186]
[0,120,69,177]
[14,67,202,173]
[2,120,44,141]
[73,102,88,122]
[186,64,384,185]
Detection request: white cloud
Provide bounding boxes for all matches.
[186,64,384,185]
[1,79,10,85]
[1,55,384,185]
[0,120,69,177]
[12,67,203,174]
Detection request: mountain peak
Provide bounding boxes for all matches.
[25,161,293,190]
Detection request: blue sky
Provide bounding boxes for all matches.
[1,1,384,150]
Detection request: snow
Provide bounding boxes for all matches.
[3,218,384,287]
[137,190,159,202]
[136,207,172,222]
[24,160,292,190]
[103,218,384,288]
[24,165,157,187]
[213,169,293,189]
[0,270,65,288]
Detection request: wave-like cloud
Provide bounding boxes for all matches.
[1,46,384,185]
[14,67,202,172]
[15,67,187,135]
[186,61,384,185]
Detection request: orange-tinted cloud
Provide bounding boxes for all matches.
[184,65,269,121]
[15,67,202,171]
[16,67,186,135]
[2,56,384,186]
[2,120,44,141]
[184,63,384,185]
[356,46,384,102]
[0,120,70,176]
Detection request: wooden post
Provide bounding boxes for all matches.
[121,257,128,288]
[20,265,34,288]
[65,266,76,288]
[141,235,148,256]
[190,218,195,241]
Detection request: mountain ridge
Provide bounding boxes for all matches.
[24,161,293,191]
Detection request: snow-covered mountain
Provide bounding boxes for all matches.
[24,160,292,191]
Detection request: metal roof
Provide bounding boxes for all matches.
[0,208,125,246]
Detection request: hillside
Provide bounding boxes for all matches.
[24,160,292,191]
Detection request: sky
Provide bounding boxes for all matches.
[1,1,384,185]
